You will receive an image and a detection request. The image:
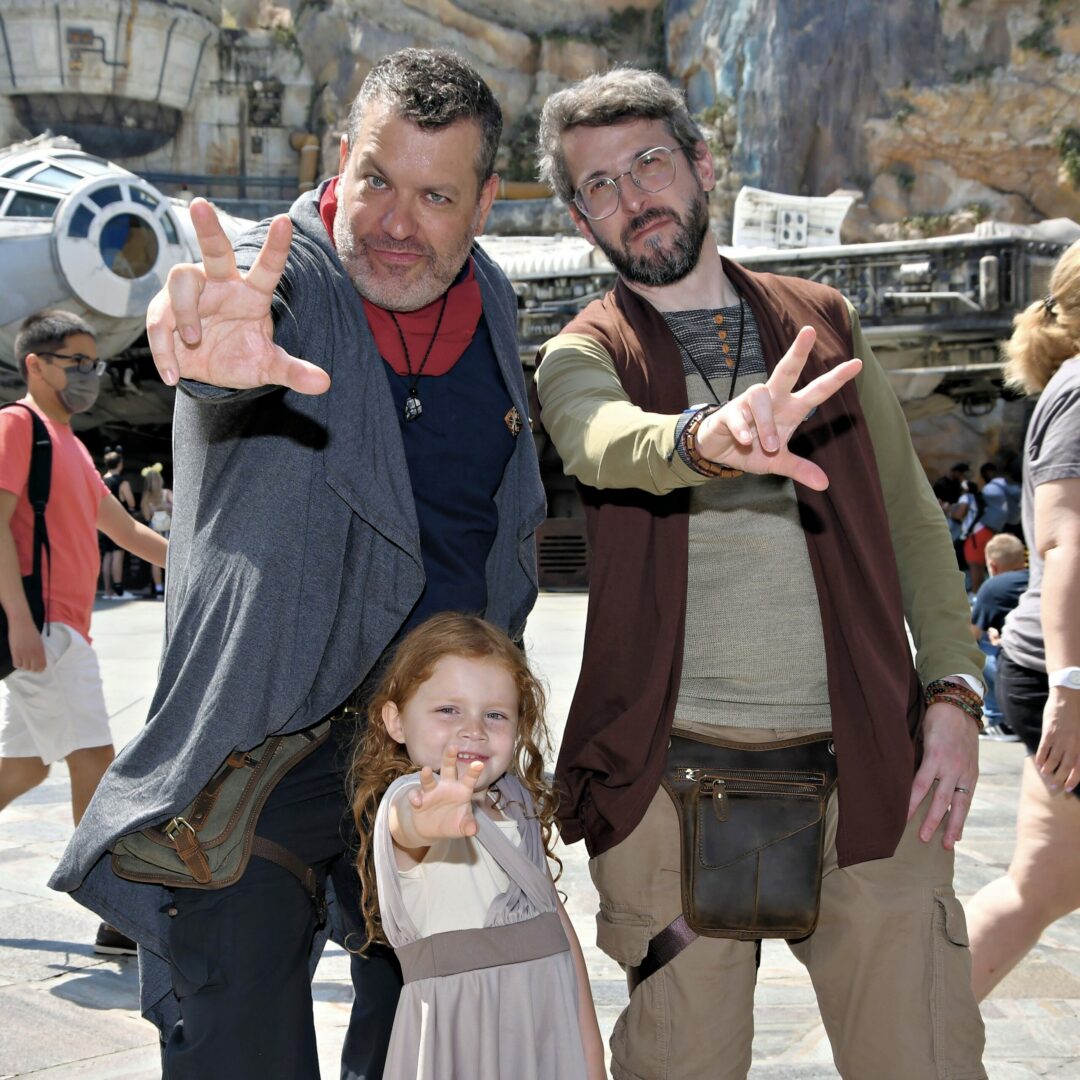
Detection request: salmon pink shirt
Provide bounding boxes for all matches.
[0,401,109,641]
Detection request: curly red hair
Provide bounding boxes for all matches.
[348,614,559,949]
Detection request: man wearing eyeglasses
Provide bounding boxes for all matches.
[0,310,167,953]
[535,70,987,1079]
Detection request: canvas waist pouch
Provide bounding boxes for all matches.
[111,720,332,889]
[661,729,838,940]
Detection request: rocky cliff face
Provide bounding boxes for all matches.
[263,0,664,183]
[667,0,1080,237]
[221,0,1078,236]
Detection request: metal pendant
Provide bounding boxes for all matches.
[403,393,423,422]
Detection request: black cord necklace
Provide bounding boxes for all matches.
[389,292,449,422]
[682,297,746,406]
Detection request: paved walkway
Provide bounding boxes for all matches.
[1,594,1078,1077]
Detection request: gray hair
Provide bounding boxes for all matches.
[345,48,502,192]
[537,67,707,205]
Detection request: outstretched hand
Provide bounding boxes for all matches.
[697,326,862,490]
[146,198,330,395]
[401,745,486,844]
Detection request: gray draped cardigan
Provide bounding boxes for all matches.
[48,189,547,1030]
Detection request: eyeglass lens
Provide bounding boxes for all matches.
[576,146,679,220]
[39,352,105,374]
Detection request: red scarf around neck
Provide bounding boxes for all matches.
[318,176,483,376]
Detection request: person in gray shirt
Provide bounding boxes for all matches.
[966,238,1080,1000]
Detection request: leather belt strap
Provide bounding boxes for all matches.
[626,916,765,993]
[251,836,327,926]
[626,914,698,994]
[187,751,253,828]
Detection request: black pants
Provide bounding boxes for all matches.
[998,651,1080,802]
[162,721,402,1079]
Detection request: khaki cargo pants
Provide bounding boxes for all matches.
[589,730,987,1080]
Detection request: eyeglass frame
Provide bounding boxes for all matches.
[572,144,690,221]
[34,351,107,376]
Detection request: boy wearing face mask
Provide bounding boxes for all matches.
[0,310,167,953]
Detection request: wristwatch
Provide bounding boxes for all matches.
[1048,666,1080,690]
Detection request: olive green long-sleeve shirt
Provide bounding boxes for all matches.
[536,299,983,689]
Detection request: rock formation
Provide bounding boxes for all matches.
[667,0,1080,238]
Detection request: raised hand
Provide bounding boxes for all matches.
[394,745,486,849]
[146,198,330,395]
[697,326,862,491]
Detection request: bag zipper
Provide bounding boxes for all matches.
[677,768,823,786]
[675,769,825,822]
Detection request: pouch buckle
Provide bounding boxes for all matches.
[164,816,196,840]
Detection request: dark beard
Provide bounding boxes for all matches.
[596,192,710,287]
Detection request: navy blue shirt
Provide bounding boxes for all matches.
[380,315,516,632]
[972,568,1029,633]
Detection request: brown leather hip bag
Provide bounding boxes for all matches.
[661,728,838,941]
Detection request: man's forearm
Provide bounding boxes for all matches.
[536,334,704,494]
[0,518,34,625]
[98,494,168,567]
[124,523,168,568]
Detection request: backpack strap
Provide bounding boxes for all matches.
[0,403,52,625]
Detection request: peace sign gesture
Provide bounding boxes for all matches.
[697,326,862,490]
[146,198,331,395]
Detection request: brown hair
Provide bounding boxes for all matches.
[1003,238,1080,395]
[349,613,558,948]
[537,67,708,205]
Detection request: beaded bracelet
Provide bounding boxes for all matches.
[924,678,985,732]
[678,405,744,479]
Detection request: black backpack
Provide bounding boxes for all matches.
[0,403,52,680]
[960,482,987,541]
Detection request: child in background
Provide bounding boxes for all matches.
[351,613,605,1080]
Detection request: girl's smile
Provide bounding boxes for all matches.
[381,654,520,793]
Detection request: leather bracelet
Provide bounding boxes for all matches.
[925,679,985,732]
[678,405,744,479]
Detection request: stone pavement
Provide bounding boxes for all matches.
[1,594,1079,1078]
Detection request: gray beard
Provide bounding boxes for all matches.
[333,206,476,312]
[597,192,710,288]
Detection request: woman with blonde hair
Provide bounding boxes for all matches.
[966,238,1080,998]
[139,462,172,597]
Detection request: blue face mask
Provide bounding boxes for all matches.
[57,368,102,414]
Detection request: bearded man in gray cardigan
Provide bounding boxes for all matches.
[49,49,545,1080]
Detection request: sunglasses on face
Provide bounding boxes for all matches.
[36,351,107,376]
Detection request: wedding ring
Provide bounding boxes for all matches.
[953,786,972,794]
